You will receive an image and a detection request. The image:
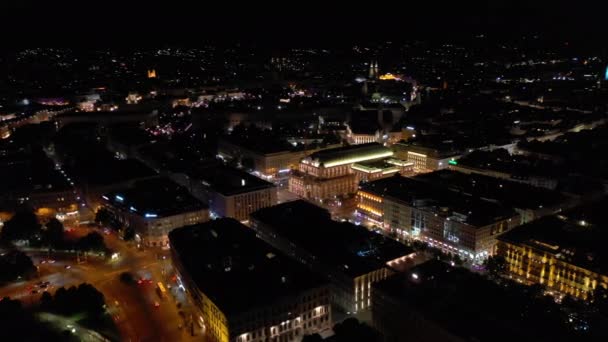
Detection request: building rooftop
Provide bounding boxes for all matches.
[251,200,413,277]
[220,133,294,155]
[192,165,275,196]
[305,143,393,168]
[169,218,327,316]
[0,149,71,196]
[393,141,462,158]
[352,158,412,174]
[359,175,517,227]
[413,170,567,211]
[498,198,608,274]
[373,260,575,341]
[103,177,207,217]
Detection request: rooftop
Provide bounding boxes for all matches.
[250,200,413,277]
[169,218,327,316]
[374,260,575,341]
[413,170,567,210]
[352,158,412,174]
[498,198,608,274]
[305,143,393,168]
[220,133,294,155]
[192,165,275,196]
[359,175,517,227]
[103,177,207,217]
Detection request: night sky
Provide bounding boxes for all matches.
[1,1,606,47]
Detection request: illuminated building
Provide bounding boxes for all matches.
[147,69,157,78]
[101,178,208,247]
[56,107,159,129]
[497,199,608,300]
[392,143,460,173]
[125,92,142,104]
[378,73,402,81]
[369,60,379,80]
[184,166,277,222]
[169,218,332,342]
[250,200,415,313]
[289,143,394,201]
[0,145,79,222]
[351,158,414,183]
[217,136,338,179]
[356,175,519,260]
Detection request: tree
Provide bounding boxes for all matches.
[119,272,135,285]
[44,218,65,248]
[0,250,37,282]
[302,333,324,342]
[484,255,507,277]
[40,291,53,310]
[332,318,380,342]
[94,208,111,225]
[78,232,106,252]
[123,227,135,241]
[1,210,41,242]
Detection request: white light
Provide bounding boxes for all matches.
[411,273,419,280]
[145,213,158,218]
[115,195,124,202]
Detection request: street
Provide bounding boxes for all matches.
[0,225,205,342]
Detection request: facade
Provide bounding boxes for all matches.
[351,158,414,183]
[392,143,460,173]
[169,218,332,342]
[181,166,277,222]
[250,200,415,313]
[101,178,209,247]
[288,143,394,201]
[356,175,520,260]
[497,199,608,300]
[218,137,339,179]
[449,162,559,190]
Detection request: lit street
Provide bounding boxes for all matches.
[0,226,204,342]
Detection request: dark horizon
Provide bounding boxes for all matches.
[1,1,606,47]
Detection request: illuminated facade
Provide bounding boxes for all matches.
[170,219,332,342]
[352,159,414,183]
[101,179,209,247]
[182,166,277,222]
[392,143,460,173]
[218,138,339,178]
[356,176,520,260]
[497,201,608,300]
[288,143,394,201]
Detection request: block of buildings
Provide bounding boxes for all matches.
[218,135,339,179]
[0,140,79,222]
[356,175,519,260]
[372,260,575,342]
[497,198,608,300]
[250,200,415,313]
[392,142,460,173]
[351,158,414,183]
[412,170,575,224]
[288,143,394,201]
[169,218,332,342]
[182,165,277,222]
[101,178,209,247]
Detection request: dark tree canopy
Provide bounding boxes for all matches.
[1,210,41,242]
[0,250,37,282]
